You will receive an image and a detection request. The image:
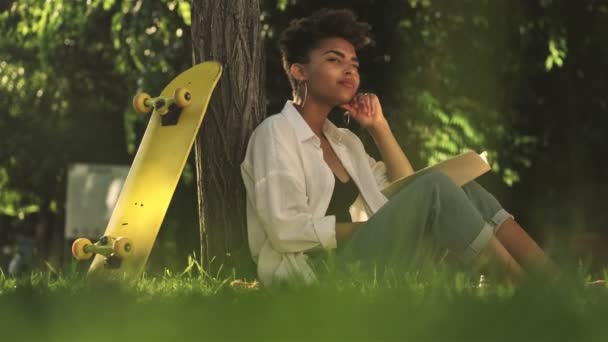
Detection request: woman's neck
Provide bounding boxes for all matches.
[293,98,333,138]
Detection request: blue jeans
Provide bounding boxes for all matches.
[312,171,513,274]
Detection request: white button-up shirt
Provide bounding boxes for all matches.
[240,101,390,287]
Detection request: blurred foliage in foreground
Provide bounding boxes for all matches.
[1,257,608,341]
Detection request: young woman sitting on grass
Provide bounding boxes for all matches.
[240,8,558,288]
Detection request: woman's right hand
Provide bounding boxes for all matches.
[336,222,364,246]
[339,93,387,130]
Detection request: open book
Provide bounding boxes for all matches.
[381,151,491,198]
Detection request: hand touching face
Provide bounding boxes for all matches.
[340,93,387,129]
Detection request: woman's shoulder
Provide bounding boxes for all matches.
[247,112,296,146]
[253,112,292,134]
[254,112,289,131]
[243,112,299,165]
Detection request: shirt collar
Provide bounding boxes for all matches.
[322,118,344,144]
[280,100,345,143]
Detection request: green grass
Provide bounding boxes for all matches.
[1,257,608,342]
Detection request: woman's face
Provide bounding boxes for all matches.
[297,37,360,106]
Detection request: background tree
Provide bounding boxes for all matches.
[191,0,265,275]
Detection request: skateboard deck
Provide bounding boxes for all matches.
[71,61,222,279]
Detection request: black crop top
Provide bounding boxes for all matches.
[325,174,360,223]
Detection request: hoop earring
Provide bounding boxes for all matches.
[343,111,351,126]
[300,80,308,107]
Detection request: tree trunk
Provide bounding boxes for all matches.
[191,0,265,277]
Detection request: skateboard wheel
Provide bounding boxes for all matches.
[133,92,152,113]
[72,238,93,261]
[173,87,192,108]
[113,237,133,259]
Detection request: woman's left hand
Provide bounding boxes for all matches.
[339,93,388,130]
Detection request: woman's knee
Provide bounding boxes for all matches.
[390,170,460,204]
[462,181,483,197]
[462,181,504,213]
[419,171,459,190]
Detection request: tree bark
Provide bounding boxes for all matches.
[191,0,265,277]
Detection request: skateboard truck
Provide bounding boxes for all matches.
[132,88,192,126]
[71,235,134,269]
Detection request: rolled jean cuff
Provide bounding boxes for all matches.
[490,209,514,234]
[461,223,494,261]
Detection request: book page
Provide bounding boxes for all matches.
[381,151,491,198]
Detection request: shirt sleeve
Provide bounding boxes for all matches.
[366,153,390,191]
[241,123,337,254]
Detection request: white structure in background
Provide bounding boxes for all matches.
[65,163,129,239]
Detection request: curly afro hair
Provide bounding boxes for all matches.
[278,8,373,93]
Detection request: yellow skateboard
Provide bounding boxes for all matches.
[71,61,222,279]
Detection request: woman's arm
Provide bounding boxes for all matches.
[335,222,365,246]
[243,122,338,254]
[340,93,414,183]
